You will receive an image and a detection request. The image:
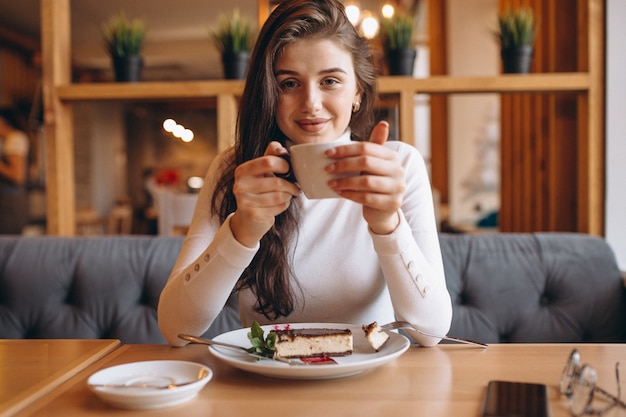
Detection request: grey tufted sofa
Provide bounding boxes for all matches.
[0,233,624,344]
[0,236,239,343]
[441,233,626,343]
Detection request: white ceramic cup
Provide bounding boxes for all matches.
[289,141,357,199]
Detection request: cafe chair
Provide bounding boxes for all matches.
[156,191,198,236]
[107,202,133,235]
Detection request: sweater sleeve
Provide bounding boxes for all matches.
[158,152,258,346]
[370,143,452,347]
[158,214,257,346]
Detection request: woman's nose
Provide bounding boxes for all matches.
[301,84,322,113]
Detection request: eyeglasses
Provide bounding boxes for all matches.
[559,348,626,416]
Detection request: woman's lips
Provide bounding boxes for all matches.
[295,118,329,133]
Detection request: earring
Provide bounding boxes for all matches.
[352,101,361,113]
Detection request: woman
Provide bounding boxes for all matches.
[0,108,29,235]
[158,0,452,347]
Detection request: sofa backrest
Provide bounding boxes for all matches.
[440,233,626,343]
[0,236,238,343]
[0,233,624,344]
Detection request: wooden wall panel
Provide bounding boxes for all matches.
[0,47,39,109]
[427,0,449,205]
[581,0,605,234]
[41,0,76,235]
[498,0,588,233]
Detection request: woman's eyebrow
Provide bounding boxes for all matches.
[274,69,298,77]
[274,67,348,76]
[318,67,348,75]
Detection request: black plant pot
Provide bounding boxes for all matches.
[112,55,143,82]
[501,46,534,74]
[222,51,250,80]
[387,48,417,76]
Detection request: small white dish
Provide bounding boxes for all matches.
[209,323,410,380]
[87,360,212,410]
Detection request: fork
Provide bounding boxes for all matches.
[380,321,488,348]
[178,334,309,366]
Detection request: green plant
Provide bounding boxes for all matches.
[102,12,145,57]
[210,9,253,55]
[496,6,538,49]
[380,10,415,50]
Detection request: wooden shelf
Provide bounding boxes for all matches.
[55,73,589,102]
[57,80,245,101]
[377,73,590,94]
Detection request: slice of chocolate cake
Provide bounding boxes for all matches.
[271,328,353,359]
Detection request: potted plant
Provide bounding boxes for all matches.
[210,9,254,80]
[102,12,146,82]
[380,10,416,76]
[495,6,538,74]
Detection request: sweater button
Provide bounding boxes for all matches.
[185,273,191,281]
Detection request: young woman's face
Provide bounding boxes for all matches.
[274,38,361,144]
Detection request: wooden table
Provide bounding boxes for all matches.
[0,339,120,417]
[10,343,626,417]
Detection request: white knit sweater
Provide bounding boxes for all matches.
[158,139,452,347]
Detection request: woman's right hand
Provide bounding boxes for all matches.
[230,141,300,247]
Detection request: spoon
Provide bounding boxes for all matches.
[89,380,200,390]
[89,368,211,390]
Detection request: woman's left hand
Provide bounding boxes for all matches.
[325,121,405,234]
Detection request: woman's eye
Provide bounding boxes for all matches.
[279,79,298,89]
[322,78,340,87]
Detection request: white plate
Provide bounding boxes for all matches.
[209,323,410,379]
[87,360,212,410]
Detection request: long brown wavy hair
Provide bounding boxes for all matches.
[211,0,378,320]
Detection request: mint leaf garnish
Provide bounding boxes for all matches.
[246,321,276,358]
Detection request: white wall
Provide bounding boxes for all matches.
[91,103,127,216]
[73,103,126,217]
[446,0,500,225]
[605,0,626,270]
